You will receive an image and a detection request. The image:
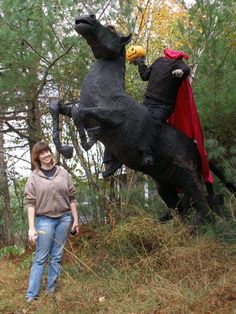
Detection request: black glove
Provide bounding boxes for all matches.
[132,57,145,66]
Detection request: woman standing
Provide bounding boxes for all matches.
[24,141,79,302]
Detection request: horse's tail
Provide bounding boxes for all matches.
[209,159,236,194]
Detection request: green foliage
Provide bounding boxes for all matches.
[0,245,24,260]
[126,62,147,103]
[63,214,235,306]
[19,252,34,269]
[176,0,236,192]
[105,216,185,259]
[202,219,236,246]
[205,138,236,187]
[9,177,29,244]
[0,0,235,248]
[183,0,236,138]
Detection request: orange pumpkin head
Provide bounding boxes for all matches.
[126,45,145,61]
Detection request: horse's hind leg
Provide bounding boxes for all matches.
[157,183,188,222]
[70,106,98,151]
[173,156,210,223]
[182,175,210,223]
[205,182,225,218]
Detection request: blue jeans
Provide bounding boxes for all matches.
[26,212,72,299]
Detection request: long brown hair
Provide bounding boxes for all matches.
[31,142,54,169]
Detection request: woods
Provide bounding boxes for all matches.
[0,0,236,312]
[1,0,235,244]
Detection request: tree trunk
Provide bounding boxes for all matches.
[26,66,43,168]
[27,99,42,155]
[0,119,14,246]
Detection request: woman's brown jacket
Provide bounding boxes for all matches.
[25,165,76,218]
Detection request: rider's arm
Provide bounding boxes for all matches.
[133,57,152,81]
[138,63,152,81]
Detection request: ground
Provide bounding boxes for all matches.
[1,218,236,314]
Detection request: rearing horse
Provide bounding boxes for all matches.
[49,14,226,222]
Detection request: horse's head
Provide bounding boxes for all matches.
[74,14,132,59]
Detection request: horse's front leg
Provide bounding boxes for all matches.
[49,99,74,158]
[74,107,125,151]
[71,106,96,152]
[79,107,125,126]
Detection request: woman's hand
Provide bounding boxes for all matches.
[70,222,79,236]
[28,228,38,244]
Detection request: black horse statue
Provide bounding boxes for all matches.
[49,14,234,222]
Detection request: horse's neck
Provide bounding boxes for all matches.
[95,56,125,85]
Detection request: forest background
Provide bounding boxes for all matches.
[0,0,236,313]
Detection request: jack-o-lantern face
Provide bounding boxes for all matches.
[126,46,145,61]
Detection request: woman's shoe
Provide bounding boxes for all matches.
[26,297,37,303]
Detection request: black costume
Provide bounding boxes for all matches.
[102,56,190,177]
[136,57,190,162]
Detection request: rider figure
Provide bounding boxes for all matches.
[133,49,190,165]
[102,48,190,177]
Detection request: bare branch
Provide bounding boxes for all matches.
[0,108,32,115]
[217,45,232,70]
[0,150,31,164]
[4,143,28,149]
[3,127,27,133]
[34,45,73,101]
[22,39,51,65]
[1,116,27,122]
[0,15,51,65]
[39,6,65,51]
[4,121,30,140]
[98,0,113,20]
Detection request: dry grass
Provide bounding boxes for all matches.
[1,217,236,313]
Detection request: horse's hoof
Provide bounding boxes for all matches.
[158,211,173,222]
[81,141,93,151]
[102,161,122,178]
[60,145,73,159]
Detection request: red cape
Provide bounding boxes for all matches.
[165,49,213,183]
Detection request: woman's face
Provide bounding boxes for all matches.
[39,150,52,167]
